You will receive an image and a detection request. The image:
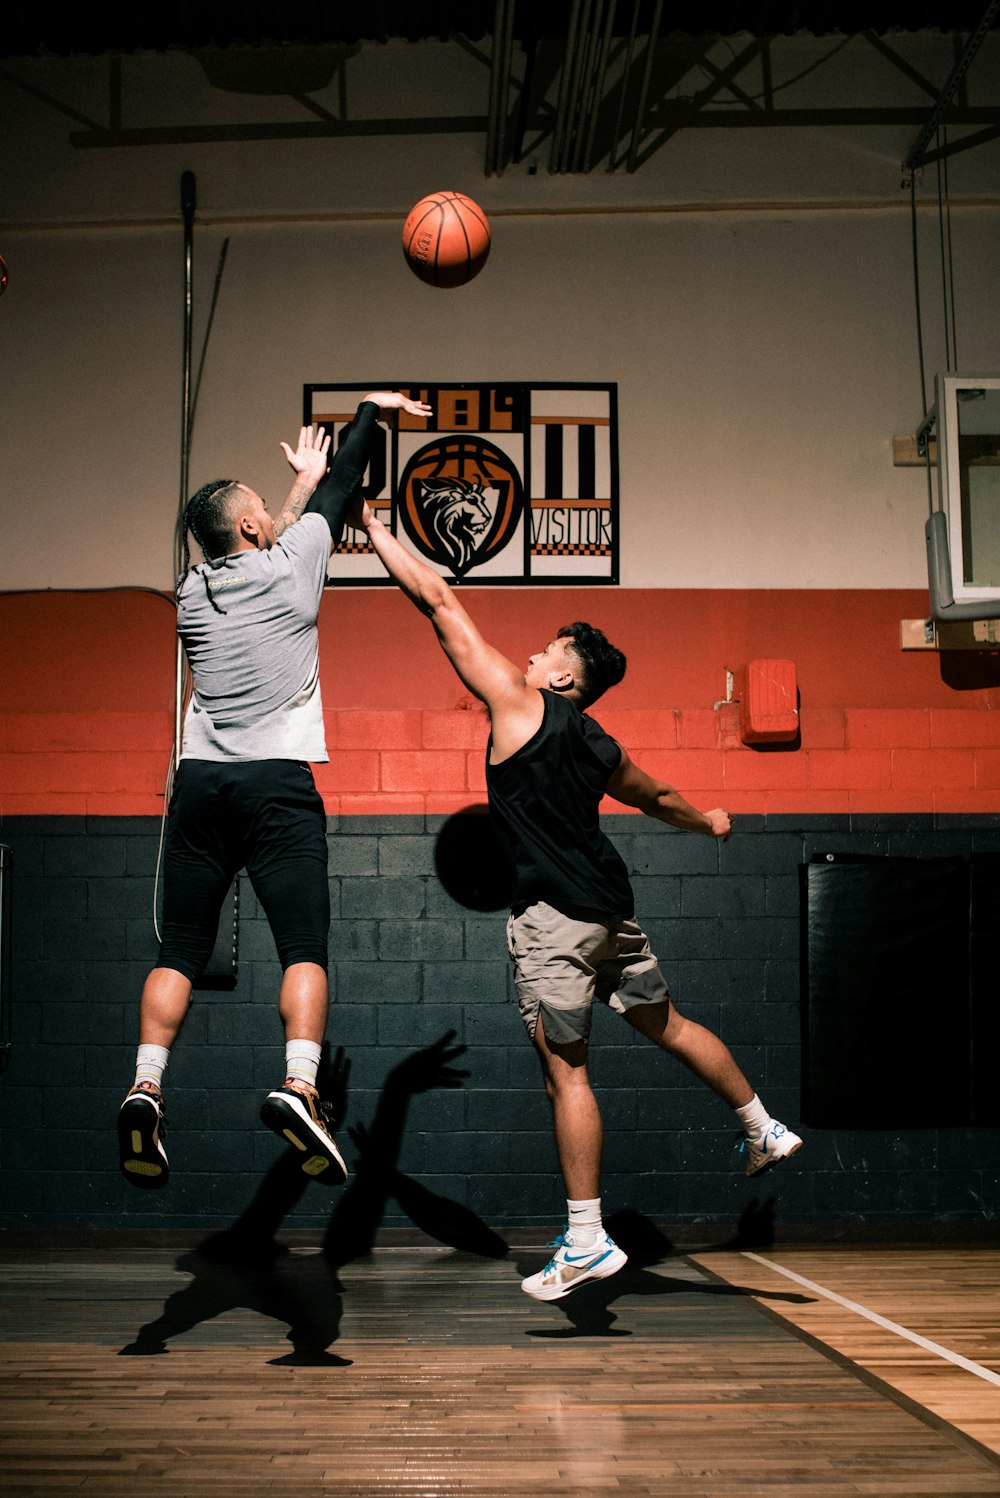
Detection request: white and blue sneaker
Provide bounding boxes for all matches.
[740,1119,803,1177]
[521,1230,628,1301]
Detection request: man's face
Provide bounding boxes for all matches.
[236,486,276,550]
[525,635,579,692]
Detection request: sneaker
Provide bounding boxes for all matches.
[118,1084,169,1189]
[521,1230,628,1301]
[260,1082,348,1186]
[741,1119,803,1177]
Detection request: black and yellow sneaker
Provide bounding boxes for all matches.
[118,1083,169,1189]
[260,1081,348,1185]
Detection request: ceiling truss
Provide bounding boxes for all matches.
[1,4,998,176]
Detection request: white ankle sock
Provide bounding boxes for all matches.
[285,1039,321,1088]
[566,1197,603,1248]
[134,1044,169,1092]
[736,1094,771,1138]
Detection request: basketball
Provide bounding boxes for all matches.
[402,191,491,289]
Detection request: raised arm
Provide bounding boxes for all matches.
[276,393,433,551]
[607,746,732,839]
[357,500,540,743]
[274,425,331,537]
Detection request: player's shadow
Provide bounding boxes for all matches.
[119,1034,506,1364]
[517,1208,813,1339]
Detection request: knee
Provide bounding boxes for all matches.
[539,1054,592,1103]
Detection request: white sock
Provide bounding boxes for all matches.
[133,1044,169,1092]
[736,1094,771,1139]
[566,1197,603,1248]
[285,1039,322,1089]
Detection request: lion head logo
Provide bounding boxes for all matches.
[398,436,523,578]
[416,477,492,576]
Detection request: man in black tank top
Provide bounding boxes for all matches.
[357,500,802,1301]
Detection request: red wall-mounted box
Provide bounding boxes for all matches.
[739,659,799,744]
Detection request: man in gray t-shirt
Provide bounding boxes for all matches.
[117,391,431,1193]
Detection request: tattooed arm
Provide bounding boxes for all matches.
[274,425,332,537]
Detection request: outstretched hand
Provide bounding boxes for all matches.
[279,424,331,485]
[362,391,433,421]
[388,1031,469,1095]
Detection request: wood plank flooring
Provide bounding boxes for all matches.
[2,1240,999,1497]
[690,1247,1000,1462]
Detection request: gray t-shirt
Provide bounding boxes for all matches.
[178,513,332,762]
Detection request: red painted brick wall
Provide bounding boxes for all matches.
[2,588,999,816]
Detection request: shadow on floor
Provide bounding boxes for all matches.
[120,1033,507,1364]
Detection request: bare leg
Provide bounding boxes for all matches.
[138,967,194,1049]
[625,999,754,1109]
[533,1015,603,1200]
[278,962,328,1048]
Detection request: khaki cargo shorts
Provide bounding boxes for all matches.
[506,900,670,1046]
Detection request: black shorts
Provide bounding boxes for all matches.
[158,759,330,982]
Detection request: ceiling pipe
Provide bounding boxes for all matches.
[608,0,641,171]
[510,4,540,164]
[626,0,664,173]
[581,0,616,173]
[484,0,505,175]
[549,0,584,172]
[495,0,517,173]
[559,0,601,172]
[567,0,603,173]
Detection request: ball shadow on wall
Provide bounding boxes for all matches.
[434,805,514,912]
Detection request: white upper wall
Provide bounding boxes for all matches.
[2,33,999,590]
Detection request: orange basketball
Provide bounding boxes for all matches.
[402,191,491,289]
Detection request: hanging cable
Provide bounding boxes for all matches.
[910,170,936,520]
[935,127,953,375]
[910,171,928,420]
[942,134,959,371]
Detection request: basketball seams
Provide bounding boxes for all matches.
[402,191,490,288]
[442,201,474,286]
[404,201,446,258]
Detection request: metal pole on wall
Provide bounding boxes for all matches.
[175,170,196,768]
[0,846,12,1077]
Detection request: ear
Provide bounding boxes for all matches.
[238,512,262,544]
[548,669,575,695]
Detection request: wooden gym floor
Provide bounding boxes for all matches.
[2,1234,999,1497]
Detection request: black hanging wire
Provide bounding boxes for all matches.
[909,169,935,517]
[943,131,959,371]
[910,170,928,420]
[935,126,953,375]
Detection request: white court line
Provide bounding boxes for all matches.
[741,1250,1000,1389]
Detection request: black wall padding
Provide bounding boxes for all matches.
[971,855,1000,1125]
[804,856,973,1128]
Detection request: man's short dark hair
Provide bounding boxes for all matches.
[558,622,626,708]
[184,479,243,561]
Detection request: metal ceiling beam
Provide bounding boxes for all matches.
[915,119,1000,164]
[904,0,1000,167]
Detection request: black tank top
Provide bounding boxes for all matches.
[485,690,634,916]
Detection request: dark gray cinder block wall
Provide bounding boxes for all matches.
[0,813,998,1235]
